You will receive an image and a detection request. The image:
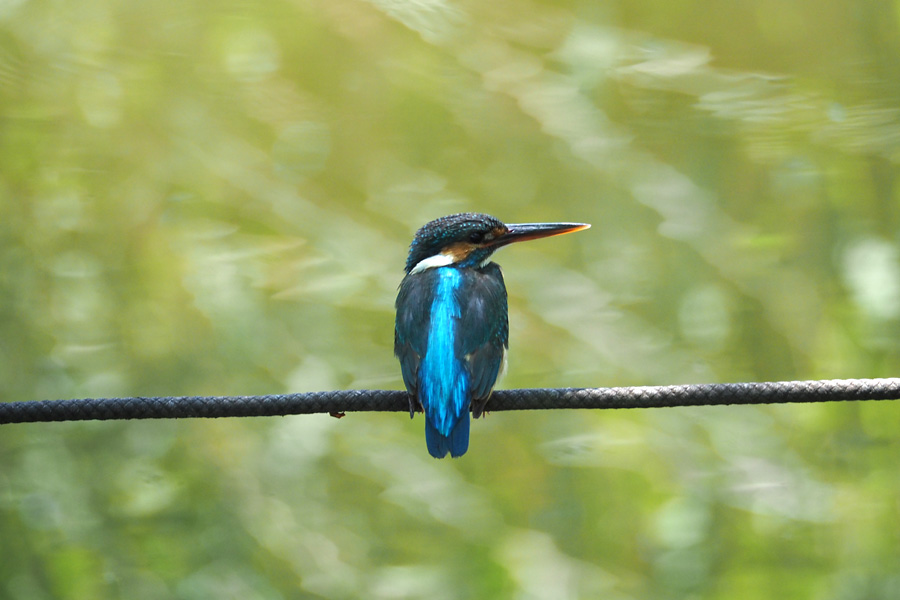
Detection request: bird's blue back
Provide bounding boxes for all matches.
[420,268,469,456]
[395,263,508,458]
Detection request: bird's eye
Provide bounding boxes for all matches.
[469,231,485,244]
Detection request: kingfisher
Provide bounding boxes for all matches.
[394,213,590,458]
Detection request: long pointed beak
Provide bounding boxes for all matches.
[492,221,590,247]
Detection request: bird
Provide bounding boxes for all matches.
[394,213,590,458]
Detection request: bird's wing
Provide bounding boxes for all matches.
[394,271,434,413]
[456,263,509,413]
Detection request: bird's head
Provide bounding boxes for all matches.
[404,213,590,274]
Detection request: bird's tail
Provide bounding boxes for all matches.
[425,412,470,458]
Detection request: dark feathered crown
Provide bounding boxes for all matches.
[404,213,505,273]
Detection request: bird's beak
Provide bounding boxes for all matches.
[492,221,590,247]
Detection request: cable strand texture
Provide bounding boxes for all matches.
[1,378,898,425]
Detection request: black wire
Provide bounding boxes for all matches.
[1,378,898,424]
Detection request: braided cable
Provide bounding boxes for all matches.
[1,378,898,424]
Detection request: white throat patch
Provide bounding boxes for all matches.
[409,253,455,275]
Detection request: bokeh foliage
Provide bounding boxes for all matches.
[1,0,899,598]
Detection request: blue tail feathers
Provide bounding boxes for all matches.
[425,411,470,458]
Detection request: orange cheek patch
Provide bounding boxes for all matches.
[441,242,477,263]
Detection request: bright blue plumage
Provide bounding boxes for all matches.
[425,412,469,458]
[420,269,470,456]
[396,262,504,458]
[394,213,589,458]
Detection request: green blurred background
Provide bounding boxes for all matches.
[2,0,900,598]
